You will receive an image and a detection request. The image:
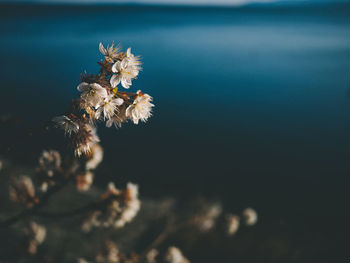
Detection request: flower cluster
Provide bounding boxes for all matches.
[82,182,141,232]
[225,207,258,236]
[193,202,222,232]
[164,247,190,263]
[53,43,154,156]
[9,175,38,208]
[24,221,46,255]
[37,150,62,192]
[95,240,122,263]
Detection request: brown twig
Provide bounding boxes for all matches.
[0,164,76,228]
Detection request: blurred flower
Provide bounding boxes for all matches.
[76,171,94,192]
[195,202,222,232]
[126,91,154,124]
[82,182,140,232]
[24,222,46,255]
[242,208,258,226]
[164,247,190,263]
[96,240,121,263]
[38,150,61,177]
[86,143,104,170]
[52,115,79,136]
[78,82,108,110]
[99,42,120,63]
[226,214,240,236]
[37,150,62,192]
[146,249,159,263]
[106,115,124,129]
[9,175,38,208]
[0,160,2,171]
[114,182,141,228]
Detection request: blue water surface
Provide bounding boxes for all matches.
[1,4,350,203]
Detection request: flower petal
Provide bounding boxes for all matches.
[77,82,89,92]
[99,43,107,55]
[110,74,120,88]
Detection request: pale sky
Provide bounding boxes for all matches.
[1,0,349,5]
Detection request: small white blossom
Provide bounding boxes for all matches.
[196,202,222,232]
[126,91,154,124]
[114,182,141,228]
[86,143,103,170]
[106,115,123,129]
[110,52,140,89]
[9,175,37,208]
[74,125,100,157]
[226,214,240,235]
[99,42,119,63]
[146,249,159,263]
[242,208,258,226]
[82,182,140,231]
[164,247,190,263]
[76,171,94,192]
[126,47,142,71]
[39,150,61,177]
[52,115,79,136]
[78,82,108,109]
[96,240,121,263]
[96,95,124,121]
[24,222,46,255]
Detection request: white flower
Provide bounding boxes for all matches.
[86,143,103,171]
[146,249,159,263]
[39,150,61,177]
[77,82,108,109]
[76,171,94,192]
[74,124,100,157]
[126,47,142,71]
[196,202,222,232]
[226,214,240,235]
[164,247,190,263]
[126,91,154,124]
[9,175,37,208]
[96,95,124,121]
[52,115,79,136]
[114,182,141,228]
[110,50,140,89]
[106,115,123,129]
[25,222,46,255]
[96,241,120,263]
[99,42,119,63]
[242,208,258,226]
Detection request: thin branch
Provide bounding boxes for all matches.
[137,214,176,262]
[0,165,75,228]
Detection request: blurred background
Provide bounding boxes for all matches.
[1,0,350,262]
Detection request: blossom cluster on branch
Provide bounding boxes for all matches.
[1,42,261,263]
[53,43,154,156]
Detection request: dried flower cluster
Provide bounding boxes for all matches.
[95,240,122,263]
[225,207,258,236]
[82,182,140,232]
[9,175,38,208]
[193,202,222,232]
[37,150,62,192]
[53,43,154,156]
[164,247,190,263]
[24,221,46,255]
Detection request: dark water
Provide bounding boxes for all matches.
[1,3,350,260]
